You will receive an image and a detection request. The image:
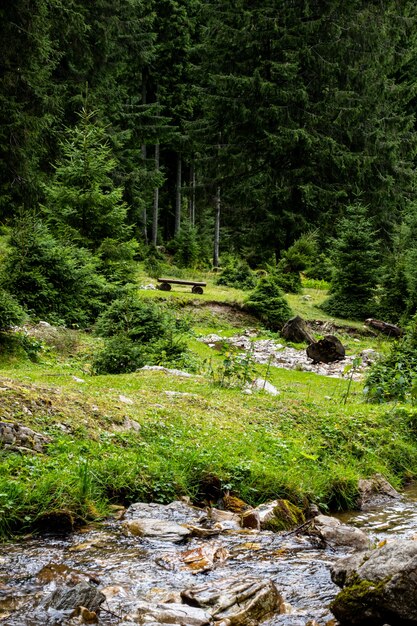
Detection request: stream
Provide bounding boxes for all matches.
[1,485,417,626]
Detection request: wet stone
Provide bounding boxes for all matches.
[127,601,211,626]
[123,518,191,542]
[310,515,370,551]
[123,500,205,525]
[181,576,284,625]
[45,580,106,613]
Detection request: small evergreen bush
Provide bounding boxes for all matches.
[173,221,200,268]
[2,219,107,327]
[276,232,319,294]
[217,257,257,290]
[93,295,192,374]
[245,274,292,330]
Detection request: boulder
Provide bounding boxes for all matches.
[254,499,305,532]
[123,518,191,542]
[181,576,284,625]
[307,335,345,363]
[330,540,417,625]
[128,602,211,626]
[357,474,400,510]
[310,515,370,551]
[281,316,315,344]
[45,581,105,613]
[241,509,261,530]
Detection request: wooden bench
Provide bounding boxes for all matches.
[157,277,207,294]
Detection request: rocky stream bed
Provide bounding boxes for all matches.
[1,483,417,626]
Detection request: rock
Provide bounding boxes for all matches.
[281,316,315,344]
[242,509,261,530]
[139,365,193,377]
[255,499,305,532]
[330,540,417,624]
[128,602,211,625]
[357,474,400,510]
[0,421,51,453]
[72,376,85,383]
[123,518,191,542]
[181,576,284,625]
[45,581,105,613]
[208,508,242,530]
[222,494,252,513]
[249,378,280,395]
[310,515,370,551]
[364,318,403,338]
[158,544,229,574]
[118,394,134,405]
[307,335,345,363]
[124,500,205,525]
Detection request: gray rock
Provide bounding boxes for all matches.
[0,422,51,452]
[124,500,205,524]
[45,581,105,613]
[311,515,370,551]
[330,540,417,625]
[357,474,400,510]
[181,576,284,625]
[123,518,191,542]
[127,602,211,625]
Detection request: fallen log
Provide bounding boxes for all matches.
[364,318,403,338]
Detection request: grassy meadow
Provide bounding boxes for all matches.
[0,269,416,538]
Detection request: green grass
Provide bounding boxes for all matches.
[0,270,408,538]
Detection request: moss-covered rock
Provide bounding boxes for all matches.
[262,499,305,532]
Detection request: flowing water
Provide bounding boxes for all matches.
[2,486,417,626]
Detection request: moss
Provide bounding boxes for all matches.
[263,499,305,532]
[330,577,389,624]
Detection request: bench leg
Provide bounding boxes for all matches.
[158,283,172,291]
[192,286,204,294]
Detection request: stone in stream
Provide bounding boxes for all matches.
[45,580,106,613]
[123,500,206,524]
[357,473,401,510]
[330,539,417,625]
[309,515,370,551]
[123,518,191,542]
[157,543,229,574]
[126,602,211,626]
[281,316,316,344]
[254,499,305,531]
[181,576,284,625]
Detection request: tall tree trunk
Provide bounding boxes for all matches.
[189,163,196,226]
[152,142,160,246]
[213,186,221,268]
[141,78,148,244]
[175,153,182,235]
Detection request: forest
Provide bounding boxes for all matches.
[2,0,417,329]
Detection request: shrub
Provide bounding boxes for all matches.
[93,295,193,374]
[275,232,319,294]
[2,220,107,327]
[364,317,417,403]
[217,257,257,290]
[245,274,292,330]
[173,221,200,268]
[0,289,25,330]
[94,295,175,341]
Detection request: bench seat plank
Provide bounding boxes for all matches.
[157,278,207,287]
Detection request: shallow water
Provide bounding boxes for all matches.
[2,488,417,626]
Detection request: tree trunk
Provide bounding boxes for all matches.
[213,186,221,268]
[152,142,160,246]
[141,78,148,244]
[175,153,182,236]
[189,163,196,226]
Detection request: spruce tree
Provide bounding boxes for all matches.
[322,204,379,320]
